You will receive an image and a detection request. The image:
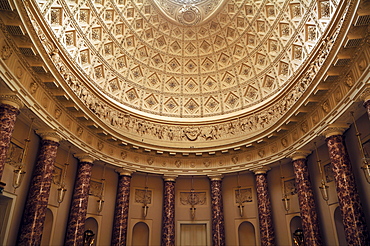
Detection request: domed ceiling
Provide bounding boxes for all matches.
[38,0,338,120]
[3,0,363,173]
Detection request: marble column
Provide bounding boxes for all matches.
[0,95,22,182]
[65,154,94,246]
[291,152,322,246]
[161,176,176,246]
[364,95,370,121]
[17,132,61,246]
[254,169,275,246]
[209,175,225,246]
[111,169,133,246]
[325,127,369,245]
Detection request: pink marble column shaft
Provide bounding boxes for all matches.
[255,171,275,246]
[210,178,225,246]
[65,160,93,246]
[111,173,131,246]
[326,134,369,245]
[0,103,20,180]
[161,179,176,246]
[17,139,59,245]
[364,99,370,121]
[292,158,322,246]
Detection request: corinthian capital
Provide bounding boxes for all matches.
[322,124,349,138]
[0,94,23,109]
[36,130,63,143]
[290,150,311,161]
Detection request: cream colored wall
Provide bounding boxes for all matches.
[222,172,258,246]
[2,113,370,246]
[128,173,164,246]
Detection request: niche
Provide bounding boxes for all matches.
[132,222,149,246]
[290,216,303,245]
[238,221,256,246]
[334,206,346,245]
[84,217,98,245]
[41,208,53,246]
[0,193,16,245]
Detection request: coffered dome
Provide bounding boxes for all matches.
[40,0,338,119]
[5,0,365,174]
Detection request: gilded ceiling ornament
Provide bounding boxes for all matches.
[97,141,104,151]
[231,156,238,164]
[77,126,83,137]
[147,158,154,165]
[29,82,38,95]
[121,151,127,160]
[1,44,12,60]
[177,5,201,26]
[344,74,354,87]
[281,138,288,148]
[258,149,265,158]
[54,108,62,119]
[301,121,308,133]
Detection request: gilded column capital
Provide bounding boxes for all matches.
[208,174,223,181]
[115,168,134,176]
[0,94,23,109]
[322,124,349,138]
[290,150,311,161]
[252,167,270,175]
[36,130,63,143]
[74,153,95,163]
[163,175,177,182]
